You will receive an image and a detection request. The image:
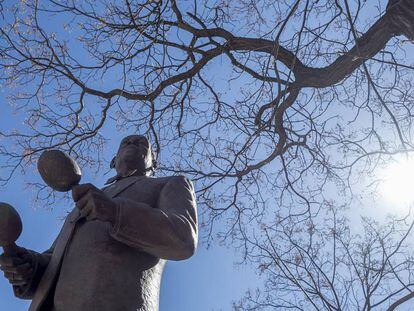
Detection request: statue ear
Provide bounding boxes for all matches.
[110,156,116,169]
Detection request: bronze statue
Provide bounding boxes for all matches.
[0,135,198,311]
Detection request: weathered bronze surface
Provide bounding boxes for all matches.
[0,135,198,311]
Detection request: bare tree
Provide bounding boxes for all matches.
[1,0,414,309]
[234,206,414,310]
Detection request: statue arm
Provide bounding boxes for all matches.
[110,176,198,260]
[13,245,54,299]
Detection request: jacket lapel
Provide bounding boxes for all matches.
[29,209,78,311]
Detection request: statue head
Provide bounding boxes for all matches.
[110,135,157,177]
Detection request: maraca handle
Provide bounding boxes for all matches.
[3,242,19,256]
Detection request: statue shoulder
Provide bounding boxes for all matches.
[154,175,192,184]
[143,175,194,189]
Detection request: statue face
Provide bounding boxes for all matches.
[114,135,153,175]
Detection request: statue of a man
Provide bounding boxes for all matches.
[0,135,198,311]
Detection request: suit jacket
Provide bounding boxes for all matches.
[14,175,198,311]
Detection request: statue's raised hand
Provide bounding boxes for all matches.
[0,247,35,286]
[72,183,117,225]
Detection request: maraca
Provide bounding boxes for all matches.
[37,150,82,192]
[0,202,22,256]
[38,150,88,222]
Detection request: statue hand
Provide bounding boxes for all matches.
[72,183,117,225]
[0,247,35,286]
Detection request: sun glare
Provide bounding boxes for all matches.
[380,156,414,205]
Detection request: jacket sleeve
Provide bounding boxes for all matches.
[110,176,198,260]
[13,246,53,299]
